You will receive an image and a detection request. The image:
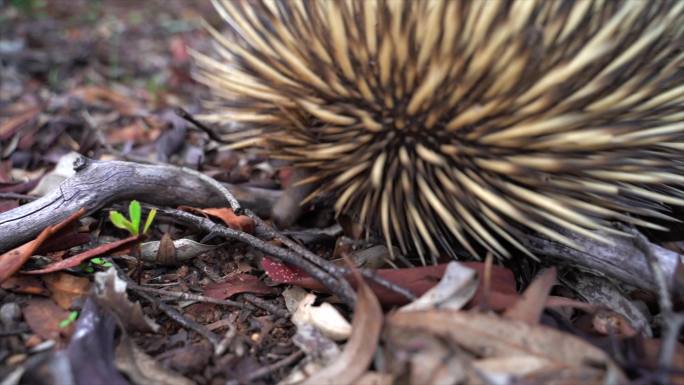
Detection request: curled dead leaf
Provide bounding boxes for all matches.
[93,268,159,333]
[301,274,383,385]
[387,310,626,384]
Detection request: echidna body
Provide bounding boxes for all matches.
[195,0,684,264]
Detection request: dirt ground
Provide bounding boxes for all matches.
[2,1,684,385]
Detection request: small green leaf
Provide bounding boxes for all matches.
[129,200,142,236]
[91,258,104,265]
[143,208,157,235]
[102,261,113,267]
[109,211,136,234]
[59,311,79,328]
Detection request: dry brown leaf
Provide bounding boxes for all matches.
[24,235,138,275]
[400,261,477,312]
[155,233,177,265]
[106,120,159,144]
[22,298,71,340]
[504,267,557,324]
[1,275,49,296]
[387,310,626,384]
[115,334,195,385]
[200,207,255,233]
[44,273,91,310]
[301,274,383,385]
[71,86,141,116]
[203,274,274,300]
[384,327,468,385]
[0,107,40,140]
[354,372,394,385]
[94,268,159,333]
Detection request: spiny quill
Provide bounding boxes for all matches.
[193,0,684,265]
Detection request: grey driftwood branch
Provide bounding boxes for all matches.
[525,226,683,293]
[0,156,680,294]
[0,157,280,252]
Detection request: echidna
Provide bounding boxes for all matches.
[193,0,684,264]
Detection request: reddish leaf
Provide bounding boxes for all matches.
[22,298,71,340]
[1,276,49,296]
[0,208,85,284]
[261,258,517,306]
[24,235,138,275]
[106,120,160,144]
[261,258,309,283]
[44,273,91,310]
[0,177,40,193]
[504,267,557,324]
[277,167,295,188]
[0,107,40,140]
[203,208,255,233]
[203,274,274,300]
[71,86,141,116]
[36,231,91,254]
[180,206,255,233]
[0,200,19,213]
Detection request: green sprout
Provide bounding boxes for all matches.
[109,200,157,236]
[58,311,79,328]
[78,257,113,274]
[90,257,112,267]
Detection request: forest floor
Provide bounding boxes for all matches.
[1,1,684,385]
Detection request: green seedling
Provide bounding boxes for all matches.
[79,257,113,273]
[109,200,157,236]
[59,311,79,328]
[90,257,113,268]
[80,263,94,273]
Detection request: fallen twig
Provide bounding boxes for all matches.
[634,230,684,383]
[161,208,357,306]
[242,293,290,318]
[242,350,305,383]
[112,263,225,354]
[175,107,230,144]
[127,283,255,312]
[247,209,416,302]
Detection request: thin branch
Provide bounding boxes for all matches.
[634,230,684,382]
[160,208,357,306]
[175,107,230,144]
[247,209,416,301]
[243,350,305,383]
[242,293,290,318]
[127,283,255,311]
[112,263,224,354]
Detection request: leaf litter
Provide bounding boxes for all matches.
[1,2,683,385]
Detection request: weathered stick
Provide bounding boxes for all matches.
[0,157,279,252]
[525,227,683,292]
